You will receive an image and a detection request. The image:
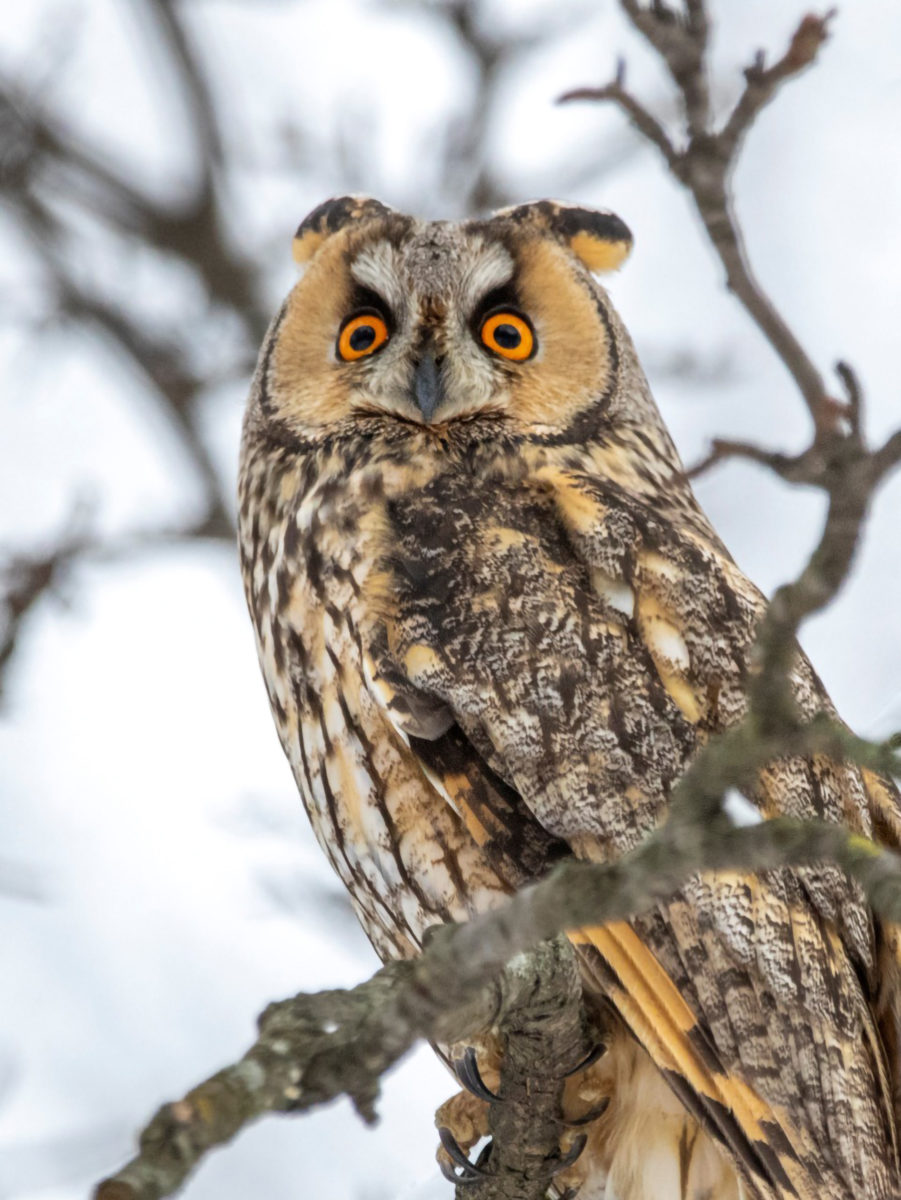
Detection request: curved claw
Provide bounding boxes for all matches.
[554,1132,588,1173]
[454,1046,500,1103]
[565,1042,606,1077]
[438,1126,585,1188]
[474,1140,494,1170]
[438,1126,491,1182]
[558,1097,610,1128]
[531,1133,589,1184]
[439,1157,483,1185]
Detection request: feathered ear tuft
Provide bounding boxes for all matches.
[493,199,633,273]
[292,195,397,264]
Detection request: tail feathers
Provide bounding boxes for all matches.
[570,922,822,1200]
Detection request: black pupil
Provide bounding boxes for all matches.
[493,322,521,349]
[349,323,377,352]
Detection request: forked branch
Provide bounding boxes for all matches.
[560,5,837,433]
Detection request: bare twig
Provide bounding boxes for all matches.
[53,277,239,537]
[435,0,515,213]
[0,17,266,686]
[139,0,225,179]
[559,0,901,803]
[719,11,836,157]
[620,0,710,136]
[559,5,837,432]
[0,519,90,702]
[686,438,807,481]
[559,59,681,171]
[0,513,233,698]
[431,0,636,215]
[684,361,901,737]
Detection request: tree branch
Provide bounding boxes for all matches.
[719,11,835,157]
[559,59,682,172]
[559,5,837,433]
[0,513,233,699]
[0,520,90,703]
[620,0,710,136]
[685,364,901,738]
[140,0,225,181]
[442,937,592,1199]
[94,722,901,1200]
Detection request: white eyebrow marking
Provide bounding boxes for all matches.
[350,241,405,314]
[460,241,515,309]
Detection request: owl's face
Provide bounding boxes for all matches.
[256,197,634,443]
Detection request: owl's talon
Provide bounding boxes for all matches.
[473,1140,494,1170]
[565,1042,605,1076]
[558,1097,610,1127]
[445,1132,583,1188]
[546,1132,588,1177]
[454,1046,500,1103]
[438,1125,491,1180]
[439,1157,483,1184]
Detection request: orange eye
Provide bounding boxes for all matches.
[479,310,535,361]
[337,311,389,361]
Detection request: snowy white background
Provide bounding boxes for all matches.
[1,2,900,1198]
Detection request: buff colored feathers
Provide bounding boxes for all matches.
[239,197,901,1199]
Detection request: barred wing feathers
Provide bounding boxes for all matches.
[374,450,899,1199]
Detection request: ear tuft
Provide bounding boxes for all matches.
[292,195,396,264]
[493,199,633,273]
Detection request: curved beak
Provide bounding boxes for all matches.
[411,351,446,422]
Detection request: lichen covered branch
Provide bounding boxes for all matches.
[95,718,901,1200]
[446,937,592,1200]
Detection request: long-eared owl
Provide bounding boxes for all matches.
[237,195,901,1200]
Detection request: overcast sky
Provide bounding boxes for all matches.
[2,3,900,1198]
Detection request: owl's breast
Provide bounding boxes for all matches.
[238,442,511,961]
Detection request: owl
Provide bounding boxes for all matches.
[237,195,901,1200]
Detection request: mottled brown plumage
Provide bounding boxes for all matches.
[238,196,901,1199]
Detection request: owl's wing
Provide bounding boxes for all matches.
[370,458,899,1199]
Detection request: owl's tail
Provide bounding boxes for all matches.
[568,922,804,1200]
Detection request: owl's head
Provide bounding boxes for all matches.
[248,195,648,445]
